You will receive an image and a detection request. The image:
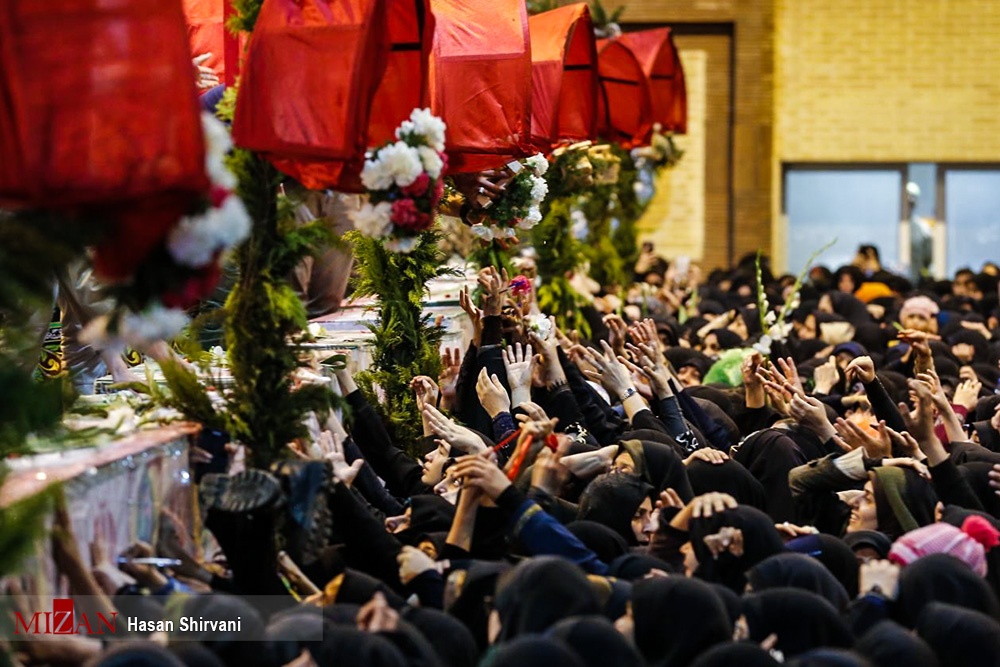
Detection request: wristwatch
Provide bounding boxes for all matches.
[620,387,638,402]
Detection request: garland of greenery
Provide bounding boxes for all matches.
[348,229,454,453]
[532,198,592,338]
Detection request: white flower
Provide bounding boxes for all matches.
[407,108,447,151]
[385,235,420,254]
[529,174,548,203]
[361,156,395,191]
[526,315,553,340]
[351,201,393,238]
[202,113,237,189]
[167,214,218,267]
[119,304,189,348]
[213,194,251,246]
[526,153,548,176]
[377,141,424,187]
[752,334,772,356]
[418,146,444,179]
[518,207,543,231]
[570,208,588,240]
[763,310,777,327]
[395,119,416,141]
[470,224,495,242]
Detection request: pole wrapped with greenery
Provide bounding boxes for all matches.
[532,198,592,338]
[347,230,453,453]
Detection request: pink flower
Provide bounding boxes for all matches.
[392,198,424,231]
[209,186,230,208]
[510,275,532,296]
[431,177,445,206]
[402,172,430,197]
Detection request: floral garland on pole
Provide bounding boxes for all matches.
[348,109,455,453]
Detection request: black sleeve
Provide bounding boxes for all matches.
[559,348,622,444]
[931,457,985,512]
[861,377,907,435]
[346,390,427,498]
[328,481,405,591]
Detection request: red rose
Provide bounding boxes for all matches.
[402,172,430,197]
[391,198,423,231]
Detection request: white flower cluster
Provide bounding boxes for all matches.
[352,201,393,239]
[81,304,190,351]
[362,141,424,189]
[397,107,447,152]
[167,113,250,268]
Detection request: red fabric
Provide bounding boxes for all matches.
[181,0,246,86]
[527,4,598,151]
[618,28,687,134]
[596,39,653,147]
[0,0,207,209]
[231,0,391,189]
[428,0,532,173]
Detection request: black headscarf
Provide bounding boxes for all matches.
[608,553,675,580]
[402,607,479,667]
[854,620,940,667]
[445,561,509,651]
[896,553,1000,627]
[88,645,186,667]
[494,557,601,641]
[869,466,938,540]
[688,505,787,593]
[546,616,644,667]
[826,292,873,328]
[689,643,781,667]
[577,473,652,545]
[482,636,585,667]
[789,649,874,666]
[566,521,630,564]
[842,530,892,560]
[687,459,767,510]
[741,589,853,658]
[747,553,850,611]
[786,533,861,598]
[617,440,693,497]
[709,582,742,626]
[410,494,456,533]
[630,576,732,667]
[311,624,408,667]
[916,602,1000,667]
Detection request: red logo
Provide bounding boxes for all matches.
[14,598,117,635]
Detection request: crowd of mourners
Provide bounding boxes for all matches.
[11,245,1000,667]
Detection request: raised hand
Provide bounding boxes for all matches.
[560,444,617,479]
[845,356,876,384]
[323,430,365,487]
[788,393,836,442]
[475,368,511,419]
[411,375,440,412]
[953,378,983,412]
[423,404,488,454]
[604,314,629,357]
[459,286,483,346]
[451,453,512,500]
[503,342,534,408]
[812,355,840,394]
[477,266,509,317]
[577,340,635,401]
[834,418,891,459]
[622,341,672,398]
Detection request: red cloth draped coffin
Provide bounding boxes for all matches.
[0,0,207,209]
[596,38,653,146]
[231,0,432,191]
[427,0,532,172]
[527,4,598,151]
[181,0,246,86]
[617,28,687,134]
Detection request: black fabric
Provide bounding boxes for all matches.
[402,607,478,667]
[577,473,651,545]
[89,645,186,667]
[786,533,861,598]
[547,616,644,667]
[566,520,630,565]
[618,440,693,497]
[312,623,408,667]
[940,505,1000,601]
[789,649,873,667]
[842,530,892,559]
[482,636,585,667]
[709,582,742,626]
[896,553,1000,627]
[607,553,675,580]
[854,620,940,667]
[410,495,456,534]
[630,576,732,667]
[688,505,787,593]
[687,459,767,510]
[747,553,850,611]
[689,642,781,667]
[870,466,938,540]
[741,589,854,658]
[494,557,601,641]
[916,602,1000,667]
[733,428,819,522]
[444,561,509,651]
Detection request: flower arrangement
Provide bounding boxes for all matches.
[82,113,251,349]
[467,153,549,243]
[353,108,448,253]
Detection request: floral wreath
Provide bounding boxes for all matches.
[352,108,448,253]
[466,153,549,243]
[82,113,251,351]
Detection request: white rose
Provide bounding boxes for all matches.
[378,141,424,187]
[526,153,549,176]
[212,195,251,247]
[752,334,772,357]
[361,156,394,191]
[395,119,416,141]
[201,113,237,189]
[167,215,218,268]
[351,201,393,238]
[407,108,446,151]
[418,146,444,179]
[529,174,548,203]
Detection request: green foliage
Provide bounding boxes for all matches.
[226,0,263,33]
[348,229,454,453]
[590,0,625,30]
[468,240,515,275]
[532,199,591,338]
[0,487,54,579]
[527,0,562,13]
[158,359,226,431]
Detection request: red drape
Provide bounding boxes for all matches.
[528,4,598,151]
[596,39,653,146]
[231,0,391,189]
[617,28,687,134]
[428,0,532,173]
[0,0,207,209]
